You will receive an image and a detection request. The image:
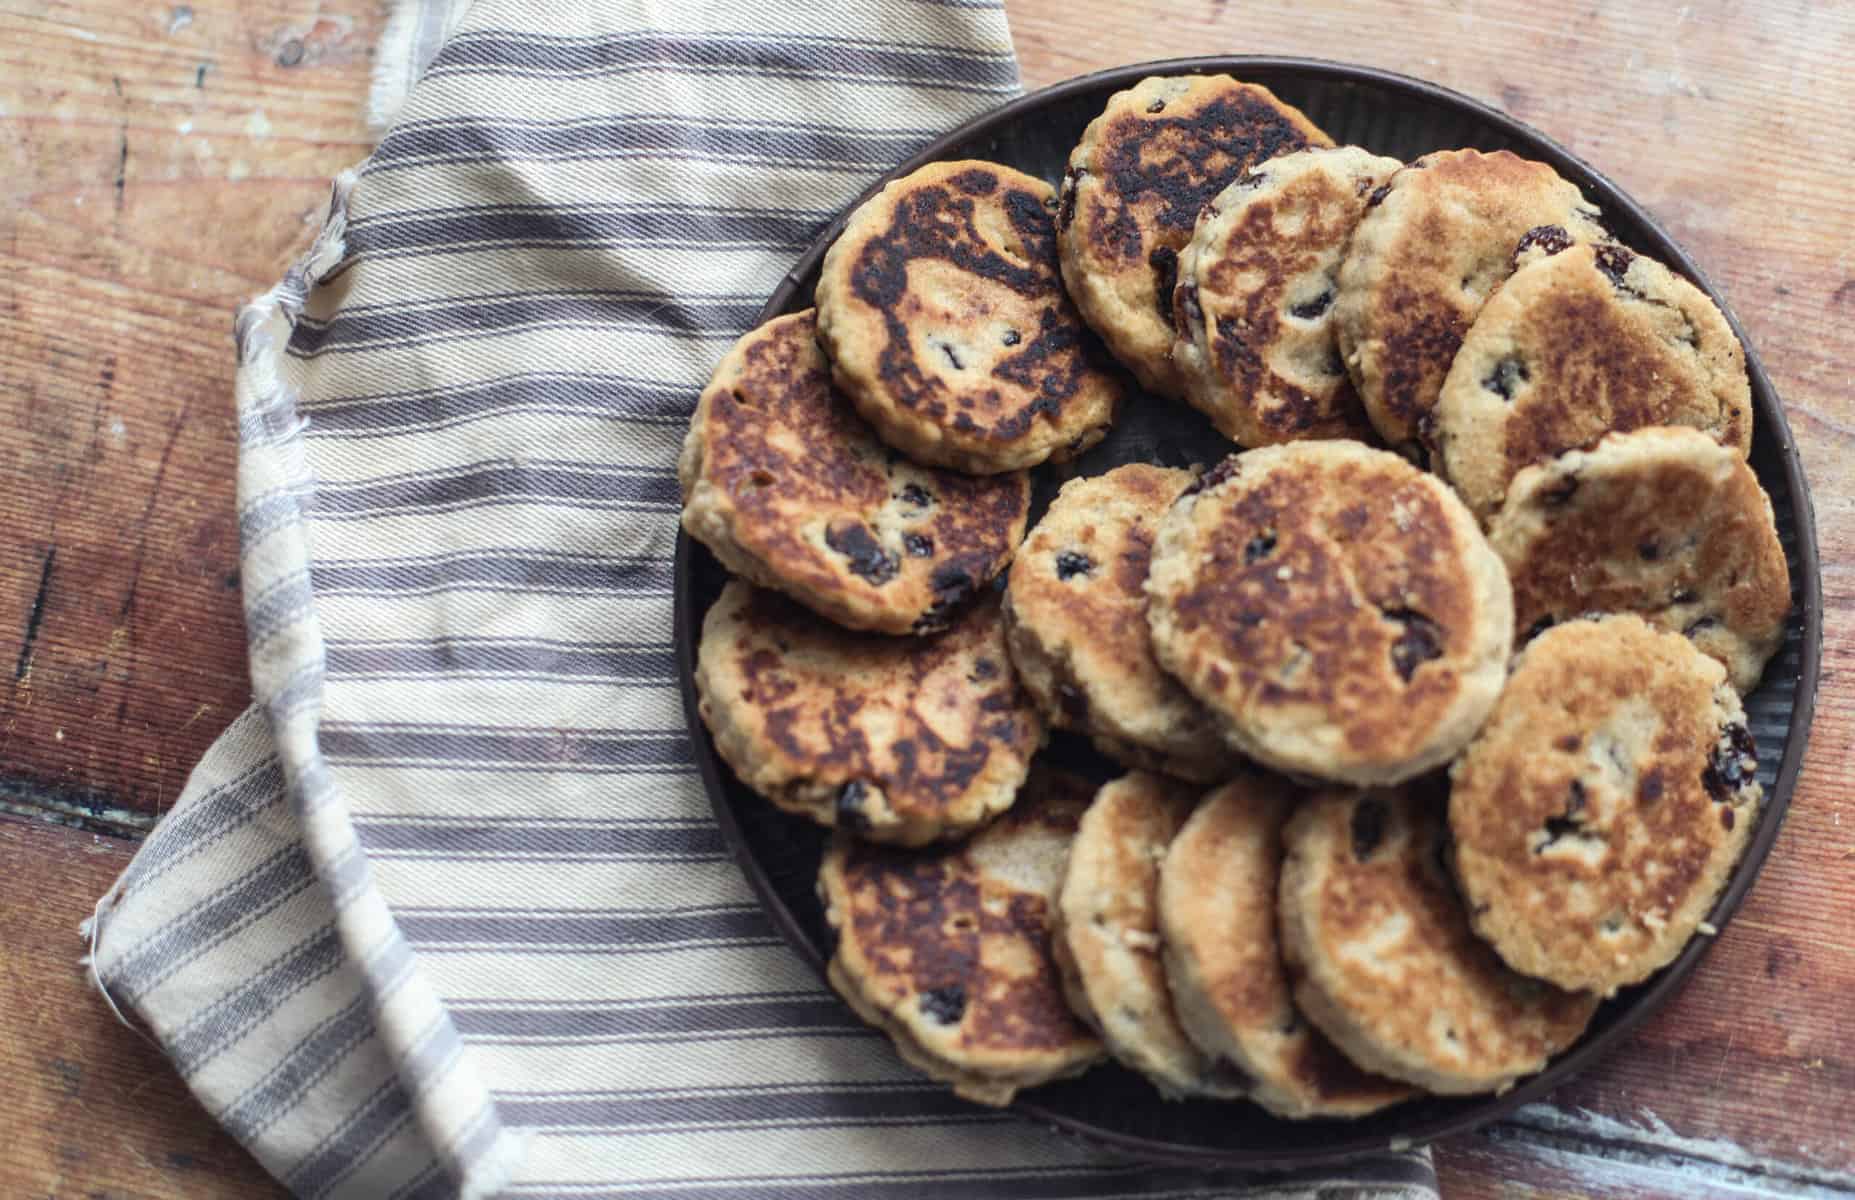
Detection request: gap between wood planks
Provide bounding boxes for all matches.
[0,774,155,839]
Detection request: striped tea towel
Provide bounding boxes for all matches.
[86,1,1442,1196]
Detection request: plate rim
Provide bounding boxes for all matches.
[673,54,1824,1168]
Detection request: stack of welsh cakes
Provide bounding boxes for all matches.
[679,73,1790,1116]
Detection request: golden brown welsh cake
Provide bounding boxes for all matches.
[815,161,1122,474]
[1159,775,1415,1118]
[681,310,1032,635]
[1004,464,1245,782]
[821,767,1104,1105]
[1173,145,1401,446]
[1278,786,1599,1094]
[1449,615,1762,996]
[1053,772,1247,1099]
[1058,75,1332,396]
[1490,427,1789,692]
[1145,442,1513,786]
[695,581,1042,846]
[1333,149,1609,450]
[1432,243,1753,522]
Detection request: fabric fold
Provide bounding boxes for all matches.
[89,2,1439,1196]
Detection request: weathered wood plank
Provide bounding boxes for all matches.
[0,1,381,826]
[0,814,283,1198]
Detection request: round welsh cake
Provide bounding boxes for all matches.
[1490,427,1789,692]
[1173,145,1400,446]
[1146,442,1514,786]
[695,580,1041,846]
[815,161,1122,474]
[1005,464,1245,782]
[821,767,1104,1106]
[682,310,1031,634]
[1432,243,1753,522]
[1058,74,1332,395]
[1449,615,1762,996]
[1278,786,1599,1094]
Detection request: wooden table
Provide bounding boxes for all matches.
[2,1,1850,1196]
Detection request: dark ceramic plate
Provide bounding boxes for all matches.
[673,57,1822,1167]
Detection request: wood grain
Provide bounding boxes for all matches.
[1,1,1852,1198]
[0,1,379,828]
[0,814,281,1198]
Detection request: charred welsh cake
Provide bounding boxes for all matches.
[1333,149,1609,452]
[815,161,1122,474]
[1448,615,1762,995]
[1159,774,1415,1118]
[821,766,1104,1105]
[1054,772,1248,1099]
[1004,464,1245,782]
[681,310,1031,635]
[1432,242,1753,522]
[695,580,1042,846]
[1278,785,1599,1094]
[1489,427,1789,693]
[1145,442,1513,786]
[1058,75,1332,396]
[1173,145,1401,446]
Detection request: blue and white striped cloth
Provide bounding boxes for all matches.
[88,2,1440,1196]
